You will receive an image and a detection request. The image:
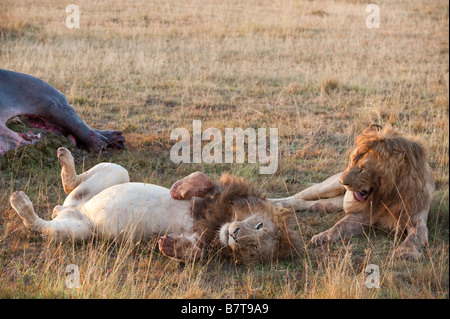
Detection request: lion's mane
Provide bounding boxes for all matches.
[350,124,434,227]
[189,174,302,260]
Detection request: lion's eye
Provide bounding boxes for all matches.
[256,222,263,230]
[359,168,363,173]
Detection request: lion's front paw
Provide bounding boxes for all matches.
[170,172,215,200]
[395,245,423,261]
[158,234,201,261]
[158,234,177,258]
[311,231,333,246]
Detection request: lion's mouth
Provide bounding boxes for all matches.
[353,188,372,202]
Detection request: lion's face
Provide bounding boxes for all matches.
[187,173,301,263]
[219,210,280,263]
[340,147,380,202]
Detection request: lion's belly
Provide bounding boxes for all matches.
[81,183,193,240]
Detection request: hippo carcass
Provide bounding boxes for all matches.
[0,69,125,155]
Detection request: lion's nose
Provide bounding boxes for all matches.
[230,227,240,240]
[339,177,349,186]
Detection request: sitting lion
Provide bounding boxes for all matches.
[271,124,434,260]
[10,147,301,263]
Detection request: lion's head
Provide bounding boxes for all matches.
[339,124,434,221]
[218,201,301,263]
[192,174,302,263]
[339,124,383,202]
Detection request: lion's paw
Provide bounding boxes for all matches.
[10,191,32,211]
[395,245,423,261]
[170,172,215,200]
[311,231,333,246]
[158,234,201,261]
[9,191,37,228]
[57,147,74,167]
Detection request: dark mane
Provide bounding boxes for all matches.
[189,174,266,249]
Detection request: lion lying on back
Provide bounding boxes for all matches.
[271,124,434,260]
[9,148,301,264]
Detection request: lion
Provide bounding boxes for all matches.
[9,147,301,264]
[270,124,434,260]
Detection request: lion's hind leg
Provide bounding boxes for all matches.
[10,191,92,242]
[293,172,346,201]
[58,147,81,195]
[60,154,130,207]
[10,191,43,231]
[309,196,345,213]
[269,173,346,211]
[270,196,344,213]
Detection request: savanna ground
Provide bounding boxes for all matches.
[0,0,448,299]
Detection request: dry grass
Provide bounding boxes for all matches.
[0,0,448,299]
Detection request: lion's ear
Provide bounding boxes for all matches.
[364,124,383,134]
